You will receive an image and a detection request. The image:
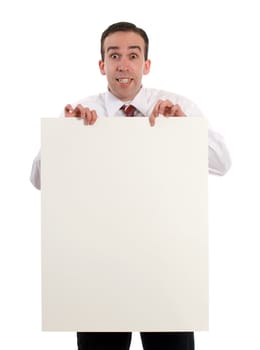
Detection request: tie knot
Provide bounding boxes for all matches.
[120,104,137,117]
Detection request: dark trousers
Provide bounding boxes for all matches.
[77,332,194,350]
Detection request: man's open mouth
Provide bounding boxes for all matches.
[117,78,132,83]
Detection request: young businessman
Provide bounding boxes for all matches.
[31,21,231,350]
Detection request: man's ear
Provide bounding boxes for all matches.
[99,60,106,75]
[143,59,151,75]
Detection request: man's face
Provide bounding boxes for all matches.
[99,31,151,101]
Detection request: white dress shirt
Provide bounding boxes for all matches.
[30,87,231,189]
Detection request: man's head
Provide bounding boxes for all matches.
[100,22,149,61]
[99,22,151,102]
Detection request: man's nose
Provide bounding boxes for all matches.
[117,58,129,71]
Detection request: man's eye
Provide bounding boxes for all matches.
[111,54,119,59]
[130,54,138,59]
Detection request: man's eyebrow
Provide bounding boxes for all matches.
[107,45,142,52]
[107,46,119,52]
[128,45,142,51]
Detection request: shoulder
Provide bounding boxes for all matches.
[143,87,204,117]
[72,92,106,109]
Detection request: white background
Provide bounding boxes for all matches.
[0,0,259,349]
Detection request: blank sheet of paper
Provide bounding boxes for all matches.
[41,117,208,331]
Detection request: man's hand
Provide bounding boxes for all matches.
[64,104,98,125]
[149,99,186,126]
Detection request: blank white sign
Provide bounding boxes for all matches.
[41,117,208,331]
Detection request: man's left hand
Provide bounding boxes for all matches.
[149,99,186,126]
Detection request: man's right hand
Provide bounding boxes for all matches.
[64,104,98,125]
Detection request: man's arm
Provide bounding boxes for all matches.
[148,98,231,176]
[30,151,41,190]
[208,128,232,176]
[30,104,98,190]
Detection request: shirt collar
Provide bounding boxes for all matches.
[105,87,148,116]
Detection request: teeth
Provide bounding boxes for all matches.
[118,78,130,83]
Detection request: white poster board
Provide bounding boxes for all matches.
[41,117,208,331]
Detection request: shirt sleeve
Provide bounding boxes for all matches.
[30,150,41,190]
[175,94,232,176]
[30,104,80,190]
[208,127,232,176]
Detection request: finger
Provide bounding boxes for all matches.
[64,104,73,117]
[172,104,186,116]
[83,108,92,125]
[89,110,98,125]
[86,110,96,125]
[149,114,155,127]
[149,108,158,127]
[149,101,161,126]
[74,104,86,118]
[158,100,174,116]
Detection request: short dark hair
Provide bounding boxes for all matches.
[100,22,149,61]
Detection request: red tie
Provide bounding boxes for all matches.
[120,104,137,117]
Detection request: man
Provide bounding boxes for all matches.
[31,22,231,350]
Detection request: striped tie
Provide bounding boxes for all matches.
[120,104,137,117]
